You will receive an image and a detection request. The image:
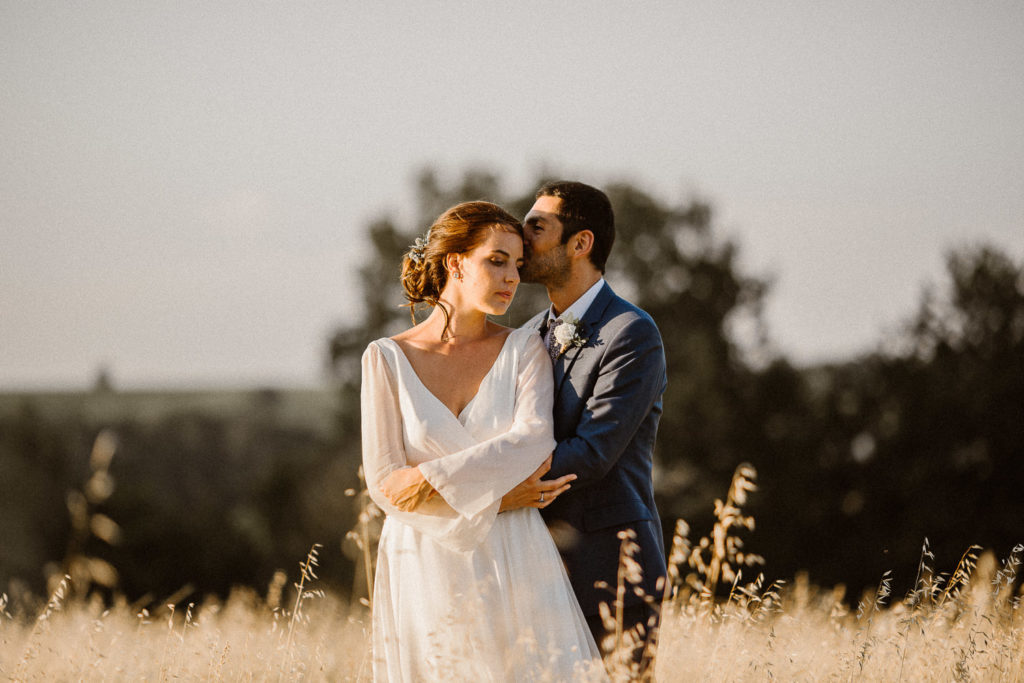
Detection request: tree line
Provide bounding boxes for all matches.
[2,167,1021,606]
[327,169,1024,599]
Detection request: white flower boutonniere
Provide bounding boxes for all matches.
[553,313,588,357]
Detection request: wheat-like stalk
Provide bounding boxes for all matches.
[4,457,1023,680]
[345,465,381,613]
[1,542,1021,680]
[279,542,324,680]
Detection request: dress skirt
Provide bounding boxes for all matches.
[372,508,605,682]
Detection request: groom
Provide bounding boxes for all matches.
[504,180,668,662]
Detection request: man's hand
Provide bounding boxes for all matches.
[379,466,436,512]
[499,456,576,512]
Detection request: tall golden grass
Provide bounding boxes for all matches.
[1,447,1021,681]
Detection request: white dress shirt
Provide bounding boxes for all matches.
[547,277,606,327]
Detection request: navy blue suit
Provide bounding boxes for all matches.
[526,282,667,618]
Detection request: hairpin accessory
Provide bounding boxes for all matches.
[407,235,429,264]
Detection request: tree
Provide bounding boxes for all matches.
[326,167,776,552]
[326,168,1023,600]
[757,244,1024,596]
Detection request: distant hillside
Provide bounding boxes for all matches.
[0,386,339,438]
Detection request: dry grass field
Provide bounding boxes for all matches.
[2,555,1021,681]
[2,465,1021,681]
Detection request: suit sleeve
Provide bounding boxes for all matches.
[547,315,666,486]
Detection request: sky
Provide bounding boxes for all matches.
[2,1,1022,389]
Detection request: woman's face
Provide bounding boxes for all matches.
[448,228,523,316]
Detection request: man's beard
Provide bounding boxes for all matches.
[520,246,571,287]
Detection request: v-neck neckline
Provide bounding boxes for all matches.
[385,330,516,421]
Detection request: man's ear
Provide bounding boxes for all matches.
[571,230,595,259]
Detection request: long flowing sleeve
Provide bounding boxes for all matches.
[360,333,555,552]
[360,342,411,502]
[417,332,556,518]
[361,343,470,547]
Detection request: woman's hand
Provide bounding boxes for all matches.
[499,456,576,512]
[379,467,436,512]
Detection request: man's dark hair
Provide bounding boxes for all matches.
[536,180,615,273]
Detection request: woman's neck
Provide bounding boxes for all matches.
[426,299,489,343]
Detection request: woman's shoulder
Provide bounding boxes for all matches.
[368,325,534,356]
[362,337,400,367]
[498,324,544,356]
[365,336,394,352]
[490,323,530,342]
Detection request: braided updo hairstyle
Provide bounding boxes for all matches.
[401,201,523,339]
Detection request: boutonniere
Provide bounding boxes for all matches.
[554,313,589,357]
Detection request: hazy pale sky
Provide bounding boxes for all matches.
[2,1,1022,389]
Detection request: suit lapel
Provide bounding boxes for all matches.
[552,282,616,395]
[553,342,582,393]
[525,309,547,336]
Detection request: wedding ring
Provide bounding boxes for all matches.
[539,492,545,503]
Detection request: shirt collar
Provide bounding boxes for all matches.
[547,277,605,325]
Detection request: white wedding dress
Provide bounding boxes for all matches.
[361,327,605,682]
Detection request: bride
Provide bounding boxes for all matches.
[361,201,606,681]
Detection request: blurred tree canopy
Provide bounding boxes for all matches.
[769,245,1024,595]
[2,167,1020,606]
[0,394,357,607]
[327,169,1024,599]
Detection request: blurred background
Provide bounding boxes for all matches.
[2,2,1022,606]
